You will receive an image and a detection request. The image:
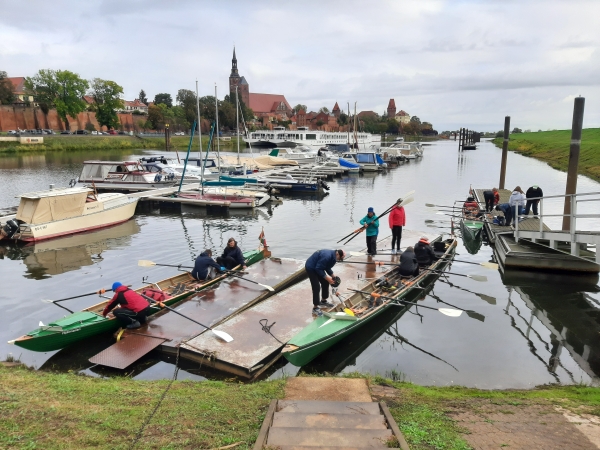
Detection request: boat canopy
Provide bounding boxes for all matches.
[80,161,142,179]
[355,153,377,164]
[338,158,360,169]
[17,187,92,224]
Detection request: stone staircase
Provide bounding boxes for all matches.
[254,399,409,449]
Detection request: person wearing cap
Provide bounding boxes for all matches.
[305,249,345,317]
[525,185,543,217]
[217,237,247,271]
[102,282,152,329]
[414,236,438,266]
[192,249,226,281]
[388,198,405,254]
[462,196,481,219]
[359,207,380,256]
[483,188,500,212]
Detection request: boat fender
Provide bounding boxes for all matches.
[331,276,341,288]
[2,219,19,239]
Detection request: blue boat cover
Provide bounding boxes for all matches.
[376,154,385,165]
[338,158,360,169]
[219,175,259,184]
[203,180,246,187]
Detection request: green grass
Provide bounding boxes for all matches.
[492,128,600,181]
[0,135,246,153]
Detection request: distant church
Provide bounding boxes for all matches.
[228,47,292,120]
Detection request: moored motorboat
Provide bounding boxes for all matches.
[8,248,266,352]
[178,191,259,208]
[0,187,138,243]
[281,237,457,366]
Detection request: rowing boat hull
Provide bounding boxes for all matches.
[282,239,457,366]
[460,219,483,254]
[10,249,264,352]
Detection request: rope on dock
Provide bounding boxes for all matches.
[259,319,285,344]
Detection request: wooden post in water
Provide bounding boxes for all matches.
[562,97,585,231]
[498,116,510,189]
[457,128,462,150]
[165,124,170,152]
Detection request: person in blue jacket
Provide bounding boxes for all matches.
[495,203,513,227]
[359,207,380,255]
[217,237,247,270]
[192,249,225,281]
[305,249,346,316]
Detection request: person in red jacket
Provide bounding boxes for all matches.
[102,282,151,329]
[388,199,406,254]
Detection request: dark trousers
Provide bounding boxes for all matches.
[524,200,539,216]
[112,306,152,327]
[307,269,329,307]
[399,266,419,277]
[483,192,495,212]
[216,256,237,270]
[391,226,402,250]
[366,235,377,255]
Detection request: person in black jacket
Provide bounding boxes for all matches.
[414,237,437,266]
[217,238,247,271]
[525,185,543,217]
[398,246,419,277]
[192,249,224,280]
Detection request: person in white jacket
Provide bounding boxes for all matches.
[508,186,526,224]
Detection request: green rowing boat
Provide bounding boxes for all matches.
[282,237,457,367]
[9,249,266,352]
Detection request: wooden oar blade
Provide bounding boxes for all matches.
[138,260,157,267]
[41,299,55,303]
[260,284,275,292]
[400,197,414,207]
[480,262,499,270]
[425,203,436,207]
[476,293,497,305]
[348,251,367,257]
[439,308,463,317]
[212,329,233,342]
[469,275,488,282]
[466,310,485,322]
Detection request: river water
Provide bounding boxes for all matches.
[1,139,599,388]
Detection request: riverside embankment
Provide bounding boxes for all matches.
[492,128,600,182]
[2,364,600,450]
[0,135,245,153]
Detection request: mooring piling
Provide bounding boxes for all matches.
[498,116,510,189]
[562,97,585,231]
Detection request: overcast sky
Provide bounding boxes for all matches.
[1,0,599,131]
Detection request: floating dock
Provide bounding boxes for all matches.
[179,231,439,379]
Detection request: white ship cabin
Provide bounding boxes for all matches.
[79,161,145,180]
[248,126,371,145]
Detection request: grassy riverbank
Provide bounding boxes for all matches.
[0,135,246,153]
[492,128,600,182]
[2,364,600,449]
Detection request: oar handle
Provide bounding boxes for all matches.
[51,288,113,303]
[140,293,212,331]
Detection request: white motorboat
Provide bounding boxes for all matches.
[265,146,317,164]
[77,160,179,190]
[0,187,139,243]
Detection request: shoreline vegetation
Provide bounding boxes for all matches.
[2,363,600,449]
[492,128,600,182]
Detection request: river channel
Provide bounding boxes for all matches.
[1,139,599,388]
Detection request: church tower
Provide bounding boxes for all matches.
[387,99,396,118]
[229,47,250,108]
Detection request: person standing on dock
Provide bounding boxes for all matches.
[483,188,500,212]
[217,238,247,271]
[192,249,225,281]
[389,199,405,254]
[509,186,526,223]
[102,282,151,330]
[360,207,380,256]
[525,185,543,217]
[305,249,346,317]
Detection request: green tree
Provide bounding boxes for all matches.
[176,89,197,127]
[0,71,15,105]
[410,116,421,125]
[293,104,307,113]
[25,69,89,128]
[337,112,348,126]
[90,78,124,130]
[512,127,523,133]
[319,106,329,113]
[85,121,96,132]
[139,89,148,105]
[224,94,254,123]
[154,93,172,108]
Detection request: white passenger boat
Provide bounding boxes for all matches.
[265,146,317,164]
[0,187,138,243]
[246,126,381,151]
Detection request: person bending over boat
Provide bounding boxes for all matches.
[389,199,405,254]
[414,236,438,266]
[217,237,247,271]
[398,246,419,277]
[360,207,379,255]
[192,249,226,281]
[305,249,346,317]
[102,282,151,330]
[483,188,499,212]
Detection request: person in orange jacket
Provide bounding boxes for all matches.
[388,199,406,254]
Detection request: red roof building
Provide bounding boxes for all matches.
[7,77,34,104]
[248,93,292,117]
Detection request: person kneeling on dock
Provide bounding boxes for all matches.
[398,246,419,277]
[192,249,226,281]
[414,236,438,266]
[217,237,247,271]
[102,282,152,330]
[305,249,346,317]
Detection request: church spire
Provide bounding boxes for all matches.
[231,46,238,76]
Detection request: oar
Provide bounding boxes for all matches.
[420,268,487,282]
[439,255,498,270]
[438,278,496,305]
[140,293,233,342]
[348,289,462,317]
[41,288,116,305]
[138,260,275,292]
[429,292,485,322]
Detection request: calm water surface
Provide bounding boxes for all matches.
[1,140,599,388]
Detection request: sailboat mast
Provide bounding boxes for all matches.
[214,84,221,176]
[236,85,240,165]
[196,80,204,187]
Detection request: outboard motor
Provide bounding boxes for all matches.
[319,180,330,191]
[68,177,79,188]
[2,219,20,239]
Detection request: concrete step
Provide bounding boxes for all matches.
[277,400,381,415]
[266,427,392,448]
[272,412,387,429]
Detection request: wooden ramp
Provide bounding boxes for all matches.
[254,399,409,449]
